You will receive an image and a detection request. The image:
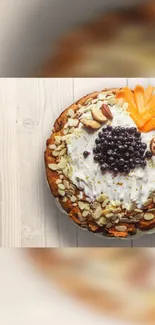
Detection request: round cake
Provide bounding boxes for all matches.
[45,85,155,239]
[41,1,155,77]
[29,248,155,324]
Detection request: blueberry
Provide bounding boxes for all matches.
[93,147,98,154]
[83,151,90,158]
[95,138,101,144]
[141,143,147,149]
[107,149,113,156]
[145,151,152,159]
[98,132,103,139]
[135,158,141,165]
[141,161,147,167]
[113,168,118,174]
[129,146,134,152]
[101,164,108,172]
[109,156,115,163]
[124,152,130,160]
[107,126,112,131]
[94,155,99,161]
[118,145,124,152]
[120,158,125,165]
[135,131,141,138]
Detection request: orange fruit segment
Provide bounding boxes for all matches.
[144,86,154,105]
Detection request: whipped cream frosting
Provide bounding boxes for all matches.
[66,96,155,209]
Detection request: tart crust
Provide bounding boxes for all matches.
[45,87,155,239]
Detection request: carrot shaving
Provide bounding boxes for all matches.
[144,86,154,105]
[116,85,155,132]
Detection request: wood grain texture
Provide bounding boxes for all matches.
[0,78,155,247]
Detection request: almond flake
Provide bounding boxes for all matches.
[97,194,108,203]
[102,199,109,208]
[106,222,112,229]
[82,210,89,217]
[58,190,65,197]
[73,203,77,207]
[55,136,62,145]
[48,144,57,150]
[143,198,152,207]
[85,97,93,105]
[92,202,101,209]
[63,128,69,135]
[56,179,62,185]
[78,201,87,211]
[58,184,65,190]
[106,213,114,219]
[134,213,144,220]
[91,107,107,123]
[71,195,77,203]
[113,208,122,214]
[81,118,101,130]
[59,148,67,156]
[48,164,58,171]
[63,180,70,189]
[67,109,75,118]
[55,143,65,151]
[69,127,75,133]
[102,209,111,216]
[115,225,127,232]
[62,197,67,203]
[97,216,108,226]
[68,118,79,127]
[144,213,155,221]
[58,157,67,169]
[93,207,103,220]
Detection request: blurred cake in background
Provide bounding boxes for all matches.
[41,1,155,77]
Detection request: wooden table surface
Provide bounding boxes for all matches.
[1,78,155,247]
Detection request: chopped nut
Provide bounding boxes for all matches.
[150,137,155,156]
[102,199,109,208]
[101,103,113,120]
[58,190,65,197]
[62,197,67,203]
[68,118,79,127]
[91,107,107,123]
[82,210,89,217]
[81,118,101,130]
[144,213,155,221]
[143,198,152,207]
[56,179,62,185]
[93,202,101,210]
[85,97,93,105]
[97,216,108,226]
[115,225,127,232]
[70,195,77,203]
[93,207,103,220]
[48,144,57,150]
[113,208,122,214]
[63,128,69,135]
[97,194,108,203]
[58,183,65,190]
[55,143,65,151]
[48,164,58,171]
[63,180,70,189]
[78,201,87,211]
[67,109,75,118]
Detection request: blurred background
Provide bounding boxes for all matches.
[0,249,155,325]
[0,0,153,77]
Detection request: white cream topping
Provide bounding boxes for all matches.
[66,98,155,209]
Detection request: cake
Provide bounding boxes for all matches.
[45,85,155,239]
[29,248,155,324]
[41,1,155,77]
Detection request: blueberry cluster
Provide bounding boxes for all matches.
[93,126,152,174]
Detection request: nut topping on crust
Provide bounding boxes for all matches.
[150,137,155,155]
[81,118,101,130]
[91,107,107,123]
[101,104,113,120]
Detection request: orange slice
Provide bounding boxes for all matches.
[141,117,155,133]
[144,86,154,106]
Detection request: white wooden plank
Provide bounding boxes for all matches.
[0,79,21,247]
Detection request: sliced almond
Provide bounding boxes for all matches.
[48,144,57,150]
[97,216,108,226]
[58,183,65,190]
[70,195,77,203]
[67,109,75,118]
[113,208,122,214]
[101,104,113,120]
[55,143,65,151]
[60,175,64,180]
[63,128,69,135]
[78,201,87,211]
[97,194,108,203]
[106,222,112,229]
[73,203,77,207]
[85,97,93,105]
[102,209,111,216]
[62,197,67,203]
[134,213,144,220]
[69,127,75,134]
[68,118,79,127]
[106,213,114,219]
[144,213,155,221]
[55,136,62,145]
[91,107,107,123]
[82,210,89,217]
[63,180,70,189]
[48,164,58,171]
[58,190,65,197]
[150,137,155,156]
[148,208,155,212]
[115,225,127,232]
[111,200,121,207]
[102,199,109,208]
[93,207,103,220]
[81,118,101,130]
[143,198,152,207]
[58,157,67,169]
[92,202,101,210]
[56,179,62,185]
[59,148,67,156]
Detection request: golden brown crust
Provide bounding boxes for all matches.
[40,1,155,77]
[45,88,155,239]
